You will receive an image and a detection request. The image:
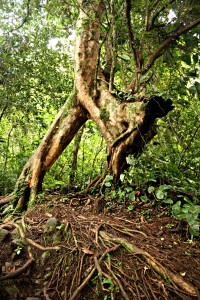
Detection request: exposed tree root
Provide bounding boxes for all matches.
[0,194,13,205]
[7,221,60,251]
[99,231,197,298]
[0,257,35,281]
[26,237,60,251]
[43,286,52,300]
[1,201,199,299]
[85,174,104,193]
[69,245,120,300]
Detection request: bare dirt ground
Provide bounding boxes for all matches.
[0,192,200,300]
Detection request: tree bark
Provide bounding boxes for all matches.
[12,93,87,211]
[69,125,85,187]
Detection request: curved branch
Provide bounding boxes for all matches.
[150,0,176,30]
[7,0,31,33]
[142,18,200,74]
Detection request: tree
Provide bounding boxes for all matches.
[3,0,199,211]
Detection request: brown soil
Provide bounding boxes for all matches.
[0,192,200,300]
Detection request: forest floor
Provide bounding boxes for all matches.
[0,191,200,300]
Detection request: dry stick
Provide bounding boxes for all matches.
[100,231,197,297]
[85,174,103,193]
[78,253,85,285]
[69,244,120,300]
[0,257,35,281]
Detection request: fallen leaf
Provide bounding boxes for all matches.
[81,248,94,255]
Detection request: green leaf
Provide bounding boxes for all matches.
[105,175,113,182]
[128,204,135,211]
[140,195,148,202]
[120,173,125,182]
[182,54,191,65]
[172,201,181,216]
[129,191,135,201]
[163,199,173,204]
[155,190,165,199]
[148,186,155,193]
[118,54,131,61]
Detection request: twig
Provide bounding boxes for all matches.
[78,253,85,285]
[85,174,103,193]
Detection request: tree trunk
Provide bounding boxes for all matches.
[12,93,87,212]
[11,0,175,211]
[69,125,85,188]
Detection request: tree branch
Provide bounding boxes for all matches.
[7,0,31,33]
[142,18,200,74]
[125,0,139,70]
[150,0,176,30]
[0,104,8,123]
[145,0,162,31]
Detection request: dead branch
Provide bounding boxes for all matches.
[85,174,103,193]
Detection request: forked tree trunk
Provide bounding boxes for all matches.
[12,0,174,211]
